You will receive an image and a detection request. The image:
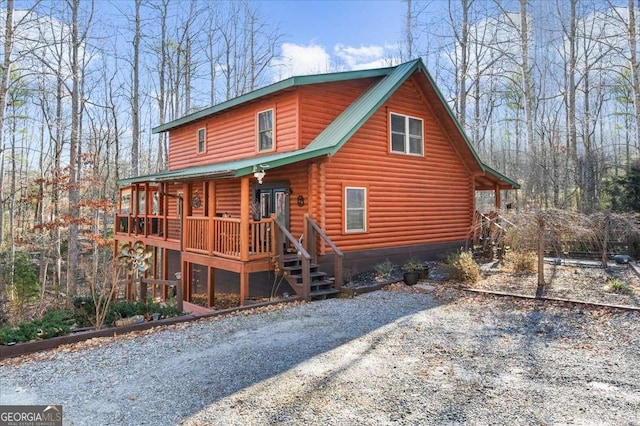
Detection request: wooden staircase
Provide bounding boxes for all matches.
[471,211,515,259]
[281,254,339,299]
[274,215,343,301]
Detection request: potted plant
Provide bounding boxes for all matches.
[418,263,429,280]
[402,258,423,285]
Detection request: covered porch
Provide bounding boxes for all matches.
[115,176,281,306]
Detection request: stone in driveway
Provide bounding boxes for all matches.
[415,283,435,291]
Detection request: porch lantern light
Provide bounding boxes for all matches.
[252,164,269,184]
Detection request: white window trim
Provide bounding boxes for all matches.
[345,186,367,233]
[256,108,275,152]
[389,112,424,156]
[197,128,206,154]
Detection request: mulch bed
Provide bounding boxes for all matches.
[467,261,640,308]
[343,259,640,309]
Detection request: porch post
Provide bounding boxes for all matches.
[240,176,250,261]
[208,180,216,256]
[182,183,191,253]
[494,184,501,210]
[162,182,169,239]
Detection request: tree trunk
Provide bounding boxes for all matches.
[537,216,545,286]
[67,0,81,303]
[0,0,14,254]
[131,0,141,177]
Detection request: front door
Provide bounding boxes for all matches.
[257,187,289,228]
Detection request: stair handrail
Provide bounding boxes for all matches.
[305,214,344,290]
[273,220,311,300]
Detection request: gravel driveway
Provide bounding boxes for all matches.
[1,288,639,425]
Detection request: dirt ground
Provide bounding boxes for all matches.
[2,287,638,426]
[469,260,640,308]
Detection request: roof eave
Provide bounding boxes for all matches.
[152,67,395,134]
[480,163,521,189]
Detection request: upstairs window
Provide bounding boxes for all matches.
[390,113,423,155]
[197,128,206,153]
[345,187,367,233]
[257,109,274,152]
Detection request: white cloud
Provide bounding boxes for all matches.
[272,42,403,82]
[272,43,332,81]
[334,44,386,69]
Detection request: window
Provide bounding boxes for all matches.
[390,113,423,155]
[345,187,366,233]
[257,109,273,152]
[197,128,206,153]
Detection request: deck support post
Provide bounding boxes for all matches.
[207,266,215,307]
[183,260,190,303]
[240,270,249,306]
[494,184,501,210]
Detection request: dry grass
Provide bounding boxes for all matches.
[190,293,241,310]
[445,251,481,284]
[501,250,537,274]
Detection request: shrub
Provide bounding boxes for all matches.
[402,258,424,274]
[1,251,40,313]
[607,279,631,295]
[502,250,537,274]
[445,250,481,284]
[158,297,183,318]
[0,309,73,345]
[73,296,185,327]
[374,259,395,279]
[72,296,99,327]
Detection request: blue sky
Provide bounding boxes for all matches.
[264,0,405,47]
[259,0,407,78]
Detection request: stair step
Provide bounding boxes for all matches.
[283,254,302,263]
[286,271,327,281]
[309,288,340,299]
[310,280,334,291]
[283,264,320,274]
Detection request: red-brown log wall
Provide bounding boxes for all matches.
[167,92,299,170]
[298,78,377,147]
[322,76,473,252]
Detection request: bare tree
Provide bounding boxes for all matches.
[131,0,141,177]
[0,0,14,254]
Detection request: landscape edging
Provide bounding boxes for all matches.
[0,298,300,361]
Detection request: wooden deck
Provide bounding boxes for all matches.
[182,301,213,317]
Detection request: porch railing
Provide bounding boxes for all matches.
[470,211,515,257]
[184,216,274,260]
[115,214,181,242]
[274,220,311,300]
[305,214,343,290]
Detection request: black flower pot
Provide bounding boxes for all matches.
[403,272,419,286]
[418,268,429,280]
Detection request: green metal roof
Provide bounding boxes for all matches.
[121,58,518,190]
[152,66,395,134]
[305,59,421,154]
[481,164,521,189]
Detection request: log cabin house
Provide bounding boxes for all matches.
[115,58,519,307]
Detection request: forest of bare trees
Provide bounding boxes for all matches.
[0,0,638,312]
